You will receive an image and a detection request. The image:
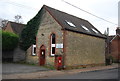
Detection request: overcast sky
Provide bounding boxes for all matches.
[0,0,119,35]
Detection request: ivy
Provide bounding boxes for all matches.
[20,8,44,51]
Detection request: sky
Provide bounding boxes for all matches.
[0,0,119,35]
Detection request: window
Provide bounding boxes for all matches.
[65,20,76,27]
[34,47,36,54]
[52,47,55,54]
[81,25,90,32]
[51,33,56,56]
[52,34,55,44]
[91,28,99,34]
[32,45,36,56]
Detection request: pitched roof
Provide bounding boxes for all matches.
[43,5,106,39]
[8,21,25,35]
[110,34,120,42]
[109,35,115,41]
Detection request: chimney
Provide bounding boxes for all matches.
[116,27,120,35]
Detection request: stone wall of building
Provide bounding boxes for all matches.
[26,46,39,64]
[65,31,106,67]
[36,9,64,66]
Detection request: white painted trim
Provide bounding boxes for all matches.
[32,45,36,56]
[52,44,55,47]
[50,35,55,56]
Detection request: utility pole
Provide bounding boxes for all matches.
[107,27,109,55]
[106,27,111,65]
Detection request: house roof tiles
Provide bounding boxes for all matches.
[43,5,106,39]
[8,21,25,35]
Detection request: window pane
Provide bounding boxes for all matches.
[52,47,55,54]
[34,47,36,54]
[52,34,55,44]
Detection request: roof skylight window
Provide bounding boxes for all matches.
[91,28,99,34]
[81,25,90,32]
[65,20,76,27]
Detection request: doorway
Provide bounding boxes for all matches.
[40,45,45,66]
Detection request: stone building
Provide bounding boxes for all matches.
[109,27,120,62]
[26,5,106,69]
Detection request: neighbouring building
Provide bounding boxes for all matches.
[109,27,120,62]
[2,21,25,62]
[26,5,106,69]
[3,21,25,35]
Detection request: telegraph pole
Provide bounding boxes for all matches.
[107,27,109,55]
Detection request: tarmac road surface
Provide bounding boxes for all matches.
[2,63,50,74]
[44,68,119,79]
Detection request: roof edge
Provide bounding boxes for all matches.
[64,28,106,39]
[110,34,120,42]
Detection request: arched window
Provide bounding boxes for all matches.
[51,33,56,56]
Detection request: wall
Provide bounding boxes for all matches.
[13,47,25,62]
[65,31,106,68]
[110,36,120,62]
[27,9,64,66]
[2,51,14,62]
[26,46,39,64]
[4,23,14,33]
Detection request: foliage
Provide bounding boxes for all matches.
[20,9,44,51]
[14,15,23,23]
[0,19,8,27]
[2,31,19,51]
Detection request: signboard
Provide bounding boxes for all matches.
[56,44,63,48]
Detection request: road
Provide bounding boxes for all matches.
[2,63,50,74]
[43,68,119,79]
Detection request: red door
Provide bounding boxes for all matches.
[40,45,45,65]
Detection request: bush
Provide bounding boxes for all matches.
[2,31,19,51]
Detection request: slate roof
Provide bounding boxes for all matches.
[7,21,25,35]
[43,5,106,39]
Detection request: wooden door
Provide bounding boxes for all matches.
[40,45,45,65]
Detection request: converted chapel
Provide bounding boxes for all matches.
[26,5,106,69]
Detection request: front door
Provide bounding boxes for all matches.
[40,45,45,65]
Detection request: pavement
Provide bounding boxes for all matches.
[2,63,119,79]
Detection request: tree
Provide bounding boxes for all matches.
[2,30,19,51]
[20,9,43,51]
[0,19,8,27]
[14,15,23,23]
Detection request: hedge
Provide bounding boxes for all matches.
[2,31,19,51]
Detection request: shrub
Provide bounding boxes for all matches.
[2,31,19,51]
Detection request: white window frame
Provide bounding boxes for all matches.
[50,34,56,56]
[32,45,36,56]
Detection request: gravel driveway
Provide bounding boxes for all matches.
[2,63,50,74]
